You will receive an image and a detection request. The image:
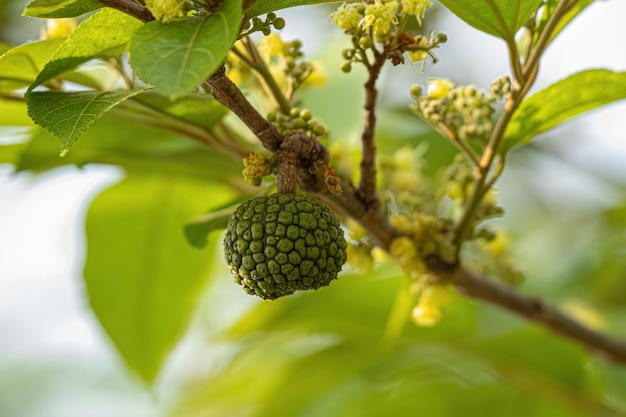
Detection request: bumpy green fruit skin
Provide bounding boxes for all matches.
[224,194,347,300]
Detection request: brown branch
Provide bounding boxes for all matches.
[358,52,387,206]
[206,67,283,153]
[99,0,154,22]
[105,2,626,365]
[276,134,300,194]
[438,263,626,364]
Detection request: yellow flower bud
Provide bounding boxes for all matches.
[427,78,455,99]
[42,18,77,39]
[412,304,441,327]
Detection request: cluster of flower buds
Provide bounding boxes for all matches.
[444,154,504,221]
[242,152,272,186]
[411,79,497,142]
[330,0,446,69]
[242,12,286,36]
[490,75,512,100]
[267,107,329,139]
[411,282,450,327]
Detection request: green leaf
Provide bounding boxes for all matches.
[0,39,63,93]
[128,0,243,99]
[244,0,343,18]
[185,197,250,248]
[84,174,234,383]
[15,114,240,178]
[26,89,148,155]
[29,9,143,90]
[502,69,626,152]
[131,91,229,131]
[549,0,595,44]
[0,99,32,126]
[438,0,542,39]
[23,0,101,18]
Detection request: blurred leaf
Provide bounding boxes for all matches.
[84,174,235,383]
[0,99,32,126]
[244,0,344,18]
[0,143,27,165]
[502,69,626,152]
[0,39,63,93]
[551,0,595,42]
[26,88,148,155]
[185,197,251,248]
[131,91,229,131]
[128,0,242,99]
[16,114,240,179]
[23,0,101,17]
[438,0,542,39]
[29,9,142,90]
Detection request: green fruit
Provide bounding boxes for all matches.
[224,194,347,300]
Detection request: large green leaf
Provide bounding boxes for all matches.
[0,39,63,93]
[131,91,229,131]
[15,115,240,178]
[23,0,101,18]
[0,99,32,126]
[545,0,595,45]
[29,9,142,90]
[128,0,243,99]
[502,69,626,152]
[244,0,343,18]
[84,174,234,383]
[184,196,252,248]
[26,89,148,155]
[438,0,542,40]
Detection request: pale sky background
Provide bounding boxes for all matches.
[1,2,626,416]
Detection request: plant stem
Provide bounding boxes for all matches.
[454,0,572,244]
[104,0,626,365]
[358,51,386,205]
[241,38,292,114]
[206,67,283,152]
[99,0,154,22]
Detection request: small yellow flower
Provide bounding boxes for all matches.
[330,2,362,34]
[412,304,441,327]
[242,152,270,183]
[145,0,181,23]
[362,0,399,42]
[42,18,77,39]
[258,33,285,60]
[427,78,455,99]
[401,0,432,25]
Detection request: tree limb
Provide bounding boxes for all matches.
[358,51,386,207]
[99,0,154,22]
[206,67,283,153]
[104,1,626,365]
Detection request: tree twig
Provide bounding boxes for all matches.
[358,51,386,207]
[99,0,154,22]
[103,1,626,365]
[441,264,626,364]
[206,67,283,152]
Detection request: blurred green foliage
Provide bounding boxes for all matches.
[1,1,626,416]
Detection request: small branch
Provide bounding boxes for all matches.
[206,67,283,152]
[241,38,292,114]
[276,134,300,194]
[99,0,154,22]
[103,0,626,365]
[438,264,626,364]
[358,51,386,205]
